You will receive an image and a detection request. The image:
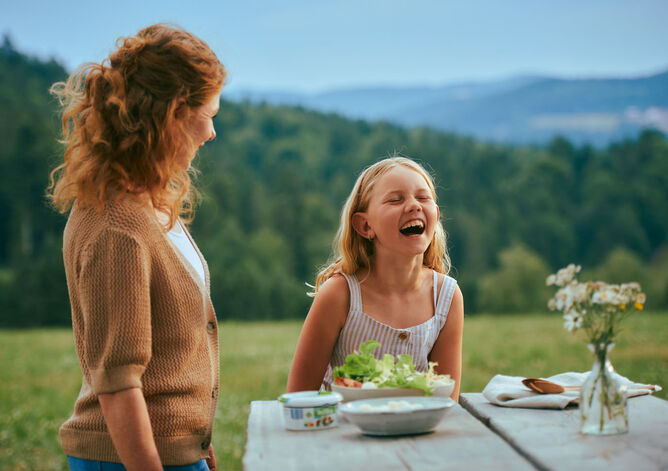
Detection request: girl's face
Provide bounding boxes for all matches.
[181,92,220,169]
[354,165,439,258]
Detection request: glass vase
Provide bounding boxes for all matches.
[579,342,628,435]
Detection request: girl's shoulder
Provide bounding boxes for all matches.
[433,270,462,311]
[317,273,350,299]
[434,270,457,287]
[311,274,351,322]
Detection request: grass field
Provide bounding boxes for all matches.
[1,313,666,470]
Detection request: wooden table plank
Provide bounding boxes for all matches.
[460,393,668,471]
[243,400,535,471]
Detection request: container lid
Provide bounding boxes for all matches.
[278,390,343,407]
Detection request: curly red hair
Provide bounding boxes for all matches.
[48,24,226,228]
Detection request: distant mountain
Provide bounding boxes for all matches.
[226,71,668,146]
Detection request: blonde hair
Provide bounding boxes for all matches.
[311,156,450,295]
[47,24,226,229]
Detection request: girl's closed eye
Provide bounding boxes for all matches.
[384,193,403,203]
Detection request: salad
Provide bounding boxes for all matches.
[332,340,451,396]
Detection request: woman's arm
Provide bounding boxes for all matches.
[428,284,464,401]
[287,275,350,392]
[98,387,162,471]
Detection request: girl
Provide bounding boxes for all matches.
[287,156,464,401]
[48,25,225,470]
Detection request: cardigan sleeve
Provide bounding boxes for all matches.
[77,227,152,394]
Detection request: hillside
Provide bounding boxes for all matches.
[229,71,668,146]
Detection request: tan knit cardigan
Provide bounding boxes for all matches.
[59,197,219,466]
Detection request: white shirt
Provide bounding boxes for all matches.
[167,222,205,284]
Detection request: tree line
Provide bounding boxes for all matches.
[1,39,667,326]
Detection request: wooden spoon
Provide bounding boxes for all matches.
[522,378,579,394]
[522,377,657,394]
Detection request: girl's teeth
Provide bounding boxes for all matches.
[401,221,423,230]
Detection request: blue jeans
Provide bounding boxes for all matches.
[67,456,209,471]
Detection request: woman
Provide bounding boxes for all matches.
[48,24,225,470]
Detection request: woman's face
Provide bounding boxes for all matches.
[182,92,220,169]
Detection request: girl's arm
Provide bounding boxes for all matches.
[287,275,350,392]
[98,387,163,471]
[429,284,464,401]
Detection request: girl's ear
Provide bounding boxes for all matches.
[352,212,375,240]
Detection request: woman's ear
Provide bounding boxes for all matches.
[352,212,375,240]
[174,97,188,119]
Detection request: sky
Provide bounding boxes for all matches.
[2,0,668,94]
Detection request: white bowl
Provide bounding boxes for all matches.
[332,380,455,402]
[339,396,456,436]
[278,391,343,431]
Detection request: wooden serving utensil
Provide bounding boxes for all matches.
[522,377,657,394]
[522,378,578,394]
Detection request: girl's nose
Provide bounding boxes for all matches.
[405,196,422,212]
[208,126,216,142]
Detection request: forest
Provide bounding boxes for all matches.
[1,37,667,326]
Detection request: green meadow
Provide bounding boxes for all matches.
[1,313,666,471]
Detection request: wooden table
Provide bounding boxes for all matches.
[460,393,668,470]
[243,393,668,470]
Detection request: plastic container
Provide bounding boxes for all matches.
[277,391,343,431]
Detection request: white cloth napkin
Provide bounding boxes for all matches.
[482,372,661,409]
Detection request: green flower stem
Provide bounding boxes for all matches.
[585,342,616,433]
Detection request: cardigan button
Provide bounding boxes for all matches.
[398,332,408,340]
[207,321,216,333]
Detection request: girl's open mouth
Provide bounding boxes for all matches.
[399,220,425,236]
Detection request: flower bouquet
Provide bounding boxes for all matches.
[546,264,646,435]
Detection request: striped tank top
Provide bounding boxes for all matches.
[323,270,458,389]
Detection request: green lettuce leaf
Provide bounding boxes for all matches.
[332,340,438,395]
[332,339,381,382]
